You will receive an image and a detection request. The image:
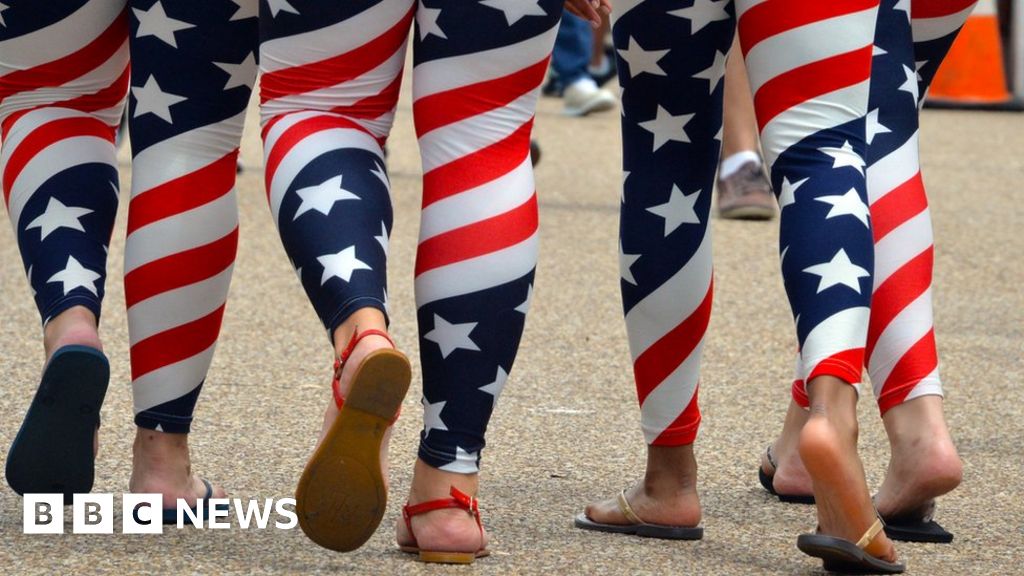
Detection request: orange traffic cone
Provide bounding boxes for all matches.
[927,0,1017,109]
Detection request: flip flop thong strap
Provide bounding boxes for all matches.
[856,517,885,549]
[617,491,645,526]
[765,445,778,469]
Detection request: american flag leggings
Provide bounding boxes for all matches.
[259,0,560,473]
[615,0,972,446]
[0,0,258,433]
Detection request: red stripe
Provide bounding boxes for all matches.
[870,172,928,242]
[259,6,413,104]
[738,0,878,56]
[330,73,403,120]
[413,58,549,137]
[127,150,238,235]
[263,114,372,199]
[791,378,810,408]
[0,9,128,104]
[866,247,933,357]
[422,119,533,208]
[806,347,864,385]
[260,113,285,141]
[414,194,537,276]
[58,65,130,114]
[650,391,702,446]
[124,228,238,308]
[129,305,226,380]
[876,329,938,414]
[753,46,873,130]
[3,116,113,204]
[912,0,977,19]
[633,281,714,405]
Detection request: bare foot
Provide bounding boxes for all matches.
[129,428,225,509]
[760,398,813,498]
[396,459,488,554]
[875,395,962,521]
[584,444,701,527]
[800,376,897,563]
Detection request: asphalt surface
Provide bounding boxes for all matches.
[0,89,1021,575]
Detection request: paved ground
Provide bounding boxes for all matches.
[0,85,1021,575]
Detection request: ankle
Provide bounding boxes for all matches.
[132,428,192,479]
[43,306,101,359]
[643,444,698,495]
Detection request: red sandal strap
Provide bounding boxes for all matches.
[331,328,397,412]
[402,487,483,536]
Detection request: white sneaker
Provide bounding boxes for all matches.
[562,77,617,117]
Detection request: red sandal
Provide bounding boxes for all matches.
[399,487,490,564]
[295,328,411,552]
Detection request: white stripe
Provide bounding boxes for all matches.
[414,233,538,306]
[262,110,323,148]
[7,136,115,227]
[760,80,870,169]
[868,288,935,395]
[123,190,238,274]
[903,368,943,402]
[867,132,919,204]
[745,8,877,93]
[639,338,704,444]
[873,209,932,286]
[131,110,247,194]
[420,156,534,242]
[259,0,412,74]
[0,0,124,70]
[1,108,89,167]
[911,5,976,42]
[267,126,381,223]
[799,306,870,382]
[624,224,712,360]
[419,91,537,172]
[413,25,557,98]
[127,266,234,346]
[132,345,217,414]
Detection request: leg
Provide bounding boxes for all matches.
[1,0,129,499]
[123,0,258,508]
[580,0,734,532]
[397,0,562,557]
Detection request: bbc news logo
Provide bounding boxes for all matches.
[23,494,298,534]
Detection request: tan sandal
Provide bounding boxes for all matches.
[797,516,905,574]
[399,487,490,564]
[574,489,704,540]
[295,329,410,552]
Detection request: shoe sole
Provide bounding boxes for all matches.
[719,205,775,220]
[295,349,411,552]
[563,95,617,117]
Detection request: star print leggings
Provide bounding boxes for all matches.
[615,0,970,445]
[0,0,257,433]
[259,0,560,473]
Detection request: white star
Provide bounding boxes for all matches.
[132,2,194,48]
[267,0,299,17]
[132,75,187,123]
[621,171,631,204]
[369,161,390,191]
[424,314,480,358]
[229,0,258,21]
[815,188,870,227]
[668,0,730,34]
[439,446,479,473]
[293,174,360,220]
[713,123,723,142]
[620,243,641,285]
[317,246,371,285]
[777,176,809,209]
[693,50,727,94]
[0,3,9,27]
[422,398,449,438]
[514,284,533,314]
[819,141,865,175]
[478,366,508,402]
[865,108,891,145]
[616,36,669,78]
[898,64,919,102]
[417,1,447,40]
[27,265,36,297]
[47,256,101,296]
[375,221,389,253]
[638,105,693,152]
[872,45,887,57]
[213,53,256,90]
[894,0,910,21]
[647,185,700,236]
[480,0,546,25]
[25,198,92,240]
[803,249,870,294]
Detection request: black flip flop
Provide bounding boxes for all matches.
[6,345,109,503]
[759,446,815,505]
[574,491,703,540]
[881,499,953,543]
[797,518,906,574]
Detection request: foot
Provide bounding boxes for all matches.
[42,305,102,457]
[760,398,813,498]
[800,377,898,563]
[875,396,962,522]
[129,428,225,510]
[584,444,701,527]
[396,459,488,554]
[717,157,775,220]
